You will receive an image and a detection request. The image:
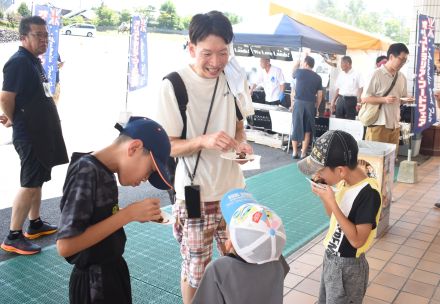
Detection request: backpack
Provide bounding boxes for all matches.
[163,72,243,203]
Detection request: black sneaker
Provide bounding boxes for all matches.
[1,234,41,255]
[24,221,57,240]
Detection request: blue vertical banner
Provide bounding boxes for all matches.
[128,15,148,91]
[414,14,437,133]
[34,4,61,95]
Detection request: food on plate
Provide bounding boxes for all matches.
[236,151,247,159]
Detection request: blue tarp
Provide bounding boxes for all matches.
[233,14,347,55]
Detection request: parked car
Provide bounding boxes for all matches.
[61,23,96,37]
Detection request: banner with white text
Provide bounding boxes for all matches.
[34,5,61,95]
[414,14,437,133]
[128,15,148,91]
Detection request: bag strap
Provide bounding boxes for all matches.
[223,72,244,121]
[184,77,220,184]
[379,73,399,109]
[163,72,188,139]
[164,72,243,137]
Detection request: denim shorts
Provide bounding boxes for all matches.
[13,140,51,187]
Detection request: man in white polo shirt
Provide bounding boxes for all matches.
[250,58,286,106]
[331,56,363,120]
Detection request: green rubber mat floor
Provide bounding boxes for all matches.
[0,163,329,303]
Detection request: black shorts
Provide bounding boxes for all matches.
[13,140,51,187]
[69,256,132,304]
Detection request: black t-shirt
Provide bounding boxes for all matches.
[2,47,43,140]
[57,153,126,268]
[293,69,322,103]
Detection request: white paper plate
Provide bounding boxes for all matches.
[220,152,256,161]
[151,210,175,225]
[400,97,415,102]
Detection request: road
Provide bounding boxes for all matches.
[0,32,189,209]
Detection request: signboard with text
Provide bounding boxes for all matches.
[34,5,61,94]
[414,14,437,133]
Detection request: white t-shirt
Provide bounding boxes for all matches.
[154,65,245,201]
[255,65,285,102]
[335,69,363,97]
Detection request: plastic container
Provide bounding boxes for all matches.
[358,140,396,237]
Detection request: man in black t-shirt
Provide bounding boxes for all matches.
[290,55,323,159]
[0,16,68,255]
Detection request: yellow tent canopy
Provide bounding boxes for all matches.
[269,2,392,51]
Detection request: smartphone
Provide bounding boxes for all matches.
[305,177,326,189]
[185,185,201,218]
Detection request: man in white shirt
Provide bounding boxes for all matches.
[250,58,285,106]
[331,56,363,120]
[154,11,252,304]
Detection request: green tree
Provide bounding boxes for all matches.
[313,0,410,43]
[224,12,242,25]
[17,2,30,17]
[62,15,84,27]
[157,0,178,29]
[315,0,341,20]
[384,19,409,43]
[356,12,382,36]
[179,15,191,30]
[135,5,157,27]
[95,4,118,26]
[6,11,20,28]
[119,9,131,24]
[343,0,364,26]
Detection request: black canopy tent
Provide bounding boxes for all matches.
[233,14,347,60]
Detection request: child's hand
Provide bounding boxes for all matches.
[311,184,335,202]
[127,198,161,223]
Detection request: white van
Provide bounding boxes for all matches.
[61,24,96,37]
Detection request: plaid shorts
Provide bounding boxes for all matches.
[173,199,227,288]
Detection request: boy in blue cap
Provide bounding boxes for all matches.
[193,188,289,304]
[56,116,173,304]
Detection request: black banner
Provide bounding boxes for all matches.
[234,44,293,61]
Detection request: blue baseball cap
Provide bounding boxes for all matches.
[115,116,173,190]
[220,188,258,224]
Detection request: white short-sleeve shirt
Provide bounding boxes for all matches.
[255,65,285,102]
[335,69,363,97]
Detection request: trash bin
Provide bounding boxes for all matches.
[358,140,396,237]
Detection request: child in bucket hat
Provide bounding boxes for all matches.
[192,188,289,304]
[57,116,172,304]
[297,130,381,304]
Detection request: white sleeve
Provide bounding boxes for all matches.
[278,68,285,84]
[357,72,364,88]
[153,79,184,138]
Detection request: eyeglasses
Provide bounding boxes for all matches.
[395,56,407,63]
[28,32,49,40]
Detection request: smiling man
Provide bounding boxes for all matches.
[154,11,252,304]
[0,16,68,255]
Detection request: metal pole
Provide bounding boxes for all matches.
[408,11,420,162]
[124,17,133,112]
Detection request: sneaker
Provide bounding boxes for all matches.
[24,221,57,240]
[1,234,41,255]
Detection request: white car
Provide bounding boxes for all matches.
[61,23,96,37]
